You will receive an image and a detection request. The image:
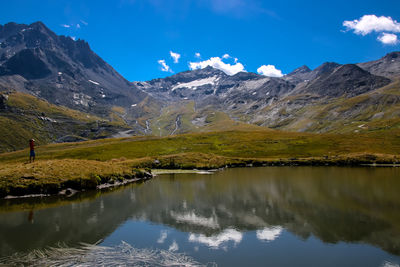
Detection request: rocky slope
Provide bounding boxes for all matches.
[358,51,400,78]
[137,52,399,135]
[0,21,159,126]
[292,64,390,97]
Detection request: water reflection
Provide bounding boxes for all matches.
[170,211,219,229]
[188,229,243,249]
[256,226,282,242]
[0,167,400,259]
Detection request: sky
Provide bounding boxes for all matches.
[1,0,400,81]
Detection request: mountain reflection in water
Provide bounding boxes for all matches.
[0,166,400,265]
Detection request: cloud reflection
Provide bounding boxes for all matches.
[171,211,219,229]
[157,230,168,244]
[188,229,242,249]
[256,226,282,242]
[382,261,400,267]
[168,240,179,252]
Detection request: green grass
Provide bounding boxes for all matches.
[6,92,99,122]
[1,129,399,164]
[0,159,151,197]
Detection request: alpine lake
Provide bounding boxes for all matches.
[1,166,400,266]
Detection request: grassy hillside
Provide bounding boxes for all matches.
[150,101,266,136]
[0,91,129,152]
[1,129,399,164]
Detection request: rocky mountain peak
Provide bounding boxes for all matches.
[148,66,226,87]
[382,51,400,62]
[284,65,313,84]
[297,63,390,97]
[313,62,341,75]
[336,63,365,72]
[288,65,311,76]
[357,51,400,78]
[191,65,226,76]
[30,21,51,32]
[231,71,263,82]
[0,22,25,39]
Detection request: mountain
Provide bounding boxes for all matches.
[137,65,296,113]
[293,64,390,97]
[133,66,297,136]
[283,65,312,84]
[357,52,400,78]
[137,54,397,135]
[0,21,164,150]
[249,57,399,132]
[0,21,157,120]
[1,21,400,152]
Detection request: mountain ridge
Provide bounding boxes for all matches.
[1,21,400,151]
[0,21,153,114]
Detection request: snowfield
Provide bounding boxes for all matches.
[171,76,218,91]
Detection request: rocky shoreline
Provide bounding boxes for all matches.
[0,170,153,199]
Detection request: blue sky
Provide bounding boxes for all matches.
[1,0,400,81]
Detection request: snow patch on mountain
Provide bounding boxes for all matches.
[171,76,218,91]
[88,79,100,85]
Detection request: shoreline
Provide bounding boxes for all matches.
[1,155,399,200]
[3,175,153,200]
[0,159,154,199]
[1,169,217,200]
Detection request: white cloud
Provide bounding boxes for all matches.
[70,36,76,41]
[343,15,400,36]
[256,226,282,242]
[257,64,284,77]
[158,59,172,72]
[80,20,88,26]
[189,56,245,75]
[222,53,230,59]
[195,52,201,58]
[61,24,71,28]
[76,23,81,29]
[170,51,181,63]
[377,32,399,45]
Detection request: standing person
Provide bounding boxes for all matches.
[29,139,35,163]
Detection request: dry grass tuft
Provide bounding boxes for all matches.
[0,241,206,267]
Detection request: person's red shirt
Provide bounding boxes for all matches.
[29,140,35,151]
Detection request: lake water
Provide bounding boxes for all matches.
[1,167,400,266]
